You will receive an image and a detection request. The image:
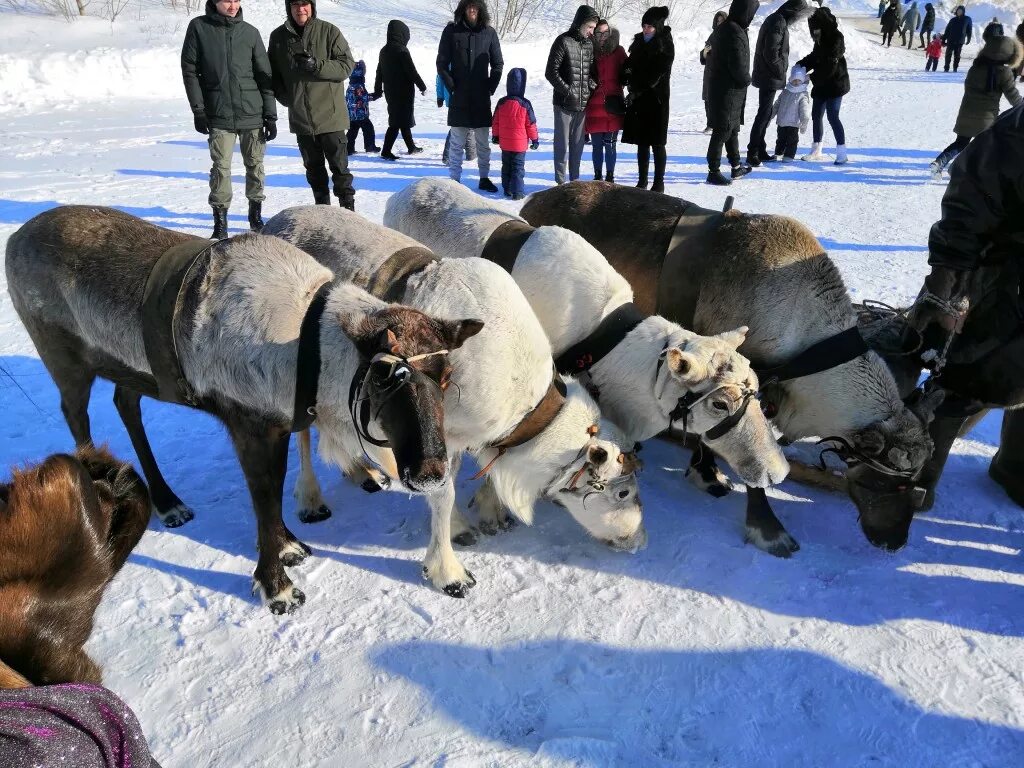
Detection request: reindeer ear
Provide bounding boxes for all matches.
[715,326,748,350]
[666,348,706,384]
[588,445,609,466]
[445,318,485,350]
[853,427,886,457]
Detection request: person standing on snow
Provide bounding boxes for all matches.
[546,4,601,185]
[373,20,428,160]
[491,67,540,199]
[268,0,357,210]
[436,0,504,193]
[902,2,921,49]
[345,61,381,155]
[798,6,850,165]
[700,10,730,134]
[705,0,754,186]
[586,20,627,182]
[437,66,477,167]
[941,5,973,73]
[880,0,900,47]
[772,64,811,161]
[920,2,936,48]
[748,0,809,167]
[929,34,1022,177]
[181,0,276,239]
[926,33,943,71]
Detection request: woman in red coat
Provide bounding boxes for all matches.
[585,19,626,182]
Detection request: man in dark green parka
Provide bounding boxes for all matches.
[268,0,357,209]
[181,0,276,237]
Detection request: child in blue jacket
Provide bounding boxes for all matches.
[346,61,381,154]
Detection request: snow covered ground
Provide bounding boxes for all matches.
[1,1,1023,766]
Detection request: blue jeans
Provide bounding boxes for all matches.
[812,96,846,145]
[501,150,526,197]
[591,130,618,177]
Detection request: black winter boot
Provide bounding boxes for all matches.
[731,164,753,179]
[340,195,355,212]
[313,190,331,205]
[247,200,264,232]
[989,408,1024,508]
[211,206,228,240]
[706,169,732,186]
[636,151,650,189]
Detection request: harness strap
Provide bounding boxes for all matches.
[471,372,568,480]
[479,219,536,274]
[754,326,869,384]
[141,238,215,406]
[363,246,439,302]
[554,303,646,375]
[656,202,725,326]
[291,281,332,432]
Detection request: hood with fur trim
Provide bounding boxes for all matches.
[979,34,1024,67]
[595,24,621,54]
[454,0,491,28]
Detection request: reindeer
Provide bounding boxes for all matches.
[262,206,647,598]
[5,206,480,612]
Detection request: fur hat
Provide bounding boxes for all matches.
[641,5,670,27]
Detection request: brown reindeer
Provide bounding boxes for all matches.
[0,446,150,686]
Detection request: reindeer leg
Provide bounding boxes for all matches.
[112,386,193,528]
[293,429,332,522]
[448,454,478,546]
[744,486,800,558]
[422,471,477,598]
[226,415,308,614]
[686,441,734,498]
[472,476,515,535]
[37,342,95,446]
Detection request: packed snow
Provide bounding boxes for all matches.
[0,1,1022,766]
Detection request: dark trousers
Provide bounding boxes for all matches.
[934,134,971,171]
[920,29,931,47]
[775,125,800,158]
[382,126,415,155]
[882,30,896,46]
[944,43,963,71]
[637,144,667,183]
[926,56,939,71]
[811,96,845,144]
[707,126,740,171]
[747,87,778,159]
[703,99,712,127]
[500,150,526,197]
[346,119,377,153]
[591,130,619,177]
[296,131,354,203]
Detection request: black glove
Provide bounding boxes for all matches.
[492,135,500,145]
[530,140,539,150]
[908,265,969,336]
[193,112,209,135]
[419,87,427,96]
[437,97,445,108]
[262,117,277,142]
[293,52,318,74]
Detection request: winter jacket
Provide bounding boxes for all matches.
[492,68,539,152]
[922,4,935,32]
[181,1,276,132]
[752,0,806,91]
[268,0,355,136]
[585,28,626,134]
[701,12,729,101]
[797,7,850,100]
[881,6,899,34]
[942,9,973,47]
[983,20,1004,42]
[346,61,378,122]
[436,1,504,128]
[903,3,921,33]
[953,36,1023,138]
[374,20,427,129]
[622,23,675,145]
[926,38,943,58]
[545,5,600,112]
[773,66,810,129]
[706,0,756,133]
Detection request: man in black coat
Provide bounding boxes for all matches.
[545,4,600,185]
[908,103,1024,509]
[706,0,758,186]
[437,0,504,193]
[942,5,972,72]
[748,0,808,166]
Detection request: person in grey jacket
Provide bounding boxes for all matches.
[545,4,600,184]
[901,2,920,48]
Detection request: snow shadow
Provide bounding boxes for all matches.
[371,639,1024,766]
[819,237,928,252]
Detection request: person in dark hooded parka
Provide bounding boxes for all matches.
[705,0,756,186]
[622,5,675,192]
[942,5,973,72]
[797,6,850,164]
[700,10,729,134]
[748,0,809,166]
[920,2,936,48]
[374,19,427,160]
[436,0,504,192]
[880,0,899,47]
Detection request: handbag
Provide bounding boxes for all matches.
[604,94,626,115]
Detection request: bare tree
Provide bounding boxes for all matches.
[446,0,554,41]
[1,0,78,19]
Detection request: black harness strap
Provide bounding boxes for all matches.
[554,303,646,375]
[291,281,332,432]
[479,219,536,273]
[363,246,439,302]
[754,326,870,384]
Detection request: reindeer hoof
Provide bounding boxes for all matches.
[452,530,478,547]
[268,587,306,615]
[686,467,734,499]
[280,539,312,567]
[441,570,476,598]
[745,526,801,558]
[497,515,516,531]
[157,503,195,528]
[298,504,332,523]
[478,521,498,536]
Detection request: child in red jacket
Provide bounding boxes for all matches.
[926,34,943,71]
[491,68,540,200]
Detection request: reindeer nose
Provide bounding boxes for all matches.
[403,457,449,493]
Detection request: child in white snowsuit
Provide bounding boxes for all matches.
[772,65,811,161]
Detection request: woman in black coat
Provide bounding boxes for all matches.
[880,1,899,47]
[700,10,729,133]
[374,19,427,160]
[797,6,850,164]
[704,0,757,186]
[919,2,935,48]
[622,5,675,193]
